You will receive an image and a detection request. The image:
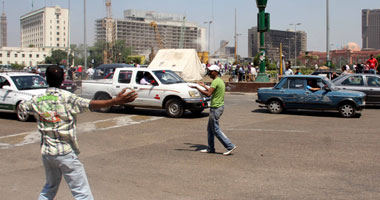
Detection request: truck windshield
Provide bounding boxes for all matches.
[153,70,185,84]
[11,76,48,90]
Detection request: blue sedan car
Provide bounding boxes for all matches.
[256,75,366,118]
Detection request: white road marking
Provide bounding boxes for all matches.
[0,115,163,150]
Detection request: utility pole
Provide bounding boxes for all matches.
[84,0,87,70]
[255,0,270,82]
[66,0,70,70]
[290,23,301,66]
[234,8,237,62]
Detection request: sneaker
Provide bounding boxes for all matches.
[223,146,237,156]
[200,149,215,153]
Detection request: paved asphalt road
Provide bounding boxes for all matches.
[1,93,380,199]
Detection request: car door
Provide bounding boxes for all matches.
[112,69,136,105]
[280,78,305,109]
[365,75,380,104]
[303,78,333,109]
[0,76,15,111]
[133,70,162,107]
[338,75,366,96]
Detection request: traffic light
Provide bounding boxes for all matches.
[257,12,270,32]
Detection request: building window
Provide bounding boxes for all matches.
[43,54,46,57]
[57,38,59,41]
[57,26,59,29]
[7,52,10,57]
[0,53,2,57]
[22,54,25,58]
[29,54,32,58]
[14,54,18,57]
[57,44,59,47]
[36,54,39,58]
[57,32,59,35]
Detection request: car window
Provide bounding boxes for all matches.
[0,76,10,88]
[10,76,48,90]
[342,76,364,86]
[288,79,305,89]
[367,76,380,87]
[118,70,132,84]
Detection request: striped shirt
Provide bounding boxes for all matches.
[20,88,91,156]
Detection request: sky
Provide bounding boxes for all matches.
[3,0,380,57]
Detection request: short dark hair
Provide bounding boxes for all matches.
[46,65,64,88]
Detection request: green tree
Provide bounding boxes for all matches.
[45,50,68,66]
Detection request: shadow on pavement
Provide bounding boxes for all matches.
[0,112,36,122]
[174,143,223,155]
[251,108,356,118]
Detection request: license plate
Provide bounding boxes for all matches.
[66,87,72,90]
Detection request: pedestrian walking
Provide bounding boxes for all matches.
[366,54,378,74]
[191,65,237,156]
[284,61,294,75]
[20,65,138,200]
[86,65,95,80]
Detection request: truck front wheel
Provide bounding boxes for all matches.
[95,94,112,113]
[165,99,184,118]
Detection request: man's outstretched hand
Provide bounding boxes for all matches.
[113,88,138,105]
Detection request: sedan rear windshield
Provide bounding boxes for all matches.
[11,76,48,90]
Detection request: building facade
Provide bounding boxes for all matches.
[298,49,380,67]
[0,47,52,66]
[1,11,6,47]
[20,6,69,48]
[95,10,206,55]
[248,27,307,64]
[362,9,380,50]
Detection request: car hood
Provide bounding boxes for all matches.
[20,88,47,96]
[332,89,366,97]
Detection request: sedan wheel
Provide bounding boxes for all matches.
[17,103,30,122]
[339,103,356,118]
[267,100,283,114]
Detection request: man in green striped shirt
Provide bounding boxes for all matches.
[21,65,137,200]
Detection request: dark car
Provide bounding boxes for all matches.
[256,75,366,118]
[94,63,134,79]
[332,73,380,105]
[60,79,77,93]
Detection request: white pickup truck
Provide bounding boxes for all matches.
[81,68,209,117]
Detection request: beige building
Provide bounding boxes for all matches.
[95,9,206,55]
[20,6,69,48]
[0,47,53,66]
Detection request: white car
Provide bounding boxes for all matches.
[81,68,210,117]
[0,72,48,121]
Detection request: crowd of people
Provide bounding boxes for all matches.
[202,61,258,82]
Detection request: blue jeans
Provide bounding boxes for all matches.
[207,106,235,151]
[38,152,94,200]
[369,69,376,74]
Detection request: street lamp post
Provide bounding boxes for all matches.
[203,21,212,53]
[255,0,270,82]
[326,0,331,67]
[290,23,301,66]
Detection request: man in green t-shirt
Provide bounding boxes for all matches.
[192,65,236,156]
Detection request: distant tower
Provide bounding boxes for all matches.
[0,0,7,47]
